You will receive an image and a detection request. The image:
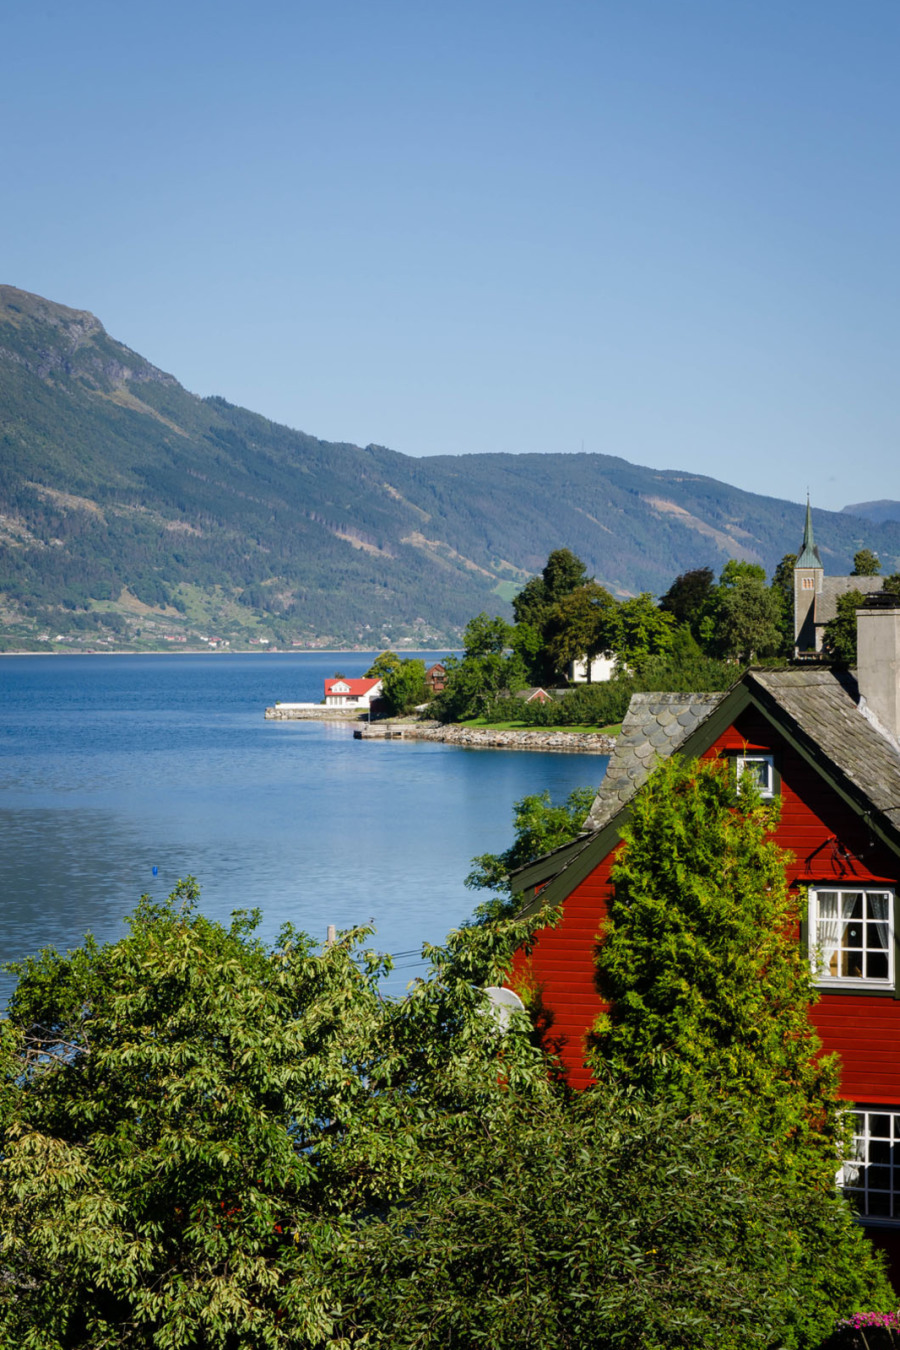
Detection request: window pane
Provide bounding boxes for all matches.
[847,894,864,919]
[869,922,889,951]
[844,924,863,950]
[868,952,889,980]
[818,892,838,918]
[868,1192,891,1217]
[870,894,890,921]
[870,1115,892,1138]
[870,1140,891,1165]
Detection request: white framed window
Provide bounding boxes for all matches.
[842,1109,900,1224]
[736,754,775,798]
[809,888,894,988]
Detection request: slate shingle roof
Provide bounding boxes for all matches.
[579,667,900,842]
[748,667,900,832]
[512,665,900,906]
[815,575,883,625]
[581,692,725,834]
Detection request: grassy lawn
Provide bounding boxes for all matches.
[459,717,622,735]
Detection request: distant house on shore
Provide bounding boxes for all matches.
[515,687,554,704]
[425,662,447,693]
[323,677,383,709]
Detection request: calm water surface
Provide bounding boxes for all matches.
[0,653,606,1000]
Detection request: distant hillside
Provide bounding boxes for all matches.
[842,500,900,526]
[2,284,899,651]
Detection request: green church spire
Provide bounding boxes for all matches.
[795,497,822,569]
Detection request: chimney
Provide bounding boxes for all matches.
[857,595,900,743]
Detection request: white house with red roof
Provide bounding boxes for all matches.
[323,677,383,709]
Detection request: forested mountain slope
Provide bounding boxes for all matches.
[2,285,898,649]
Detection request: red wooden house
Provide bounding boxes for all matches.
[425,662,447,694]
[511,596,900,1264]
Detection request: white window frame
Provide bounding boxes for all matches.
[808,887,894,990]
[735,753,775,799]
[841,1108,900,1226]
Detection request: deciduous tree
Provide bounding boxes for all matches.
[381,657,427,714]
[365,649,403,678]
[658,566,715,635]
[852,549,881,576]
[822,589,867,663]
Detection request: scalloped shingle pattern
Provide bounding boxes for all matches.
[582,692,725,834]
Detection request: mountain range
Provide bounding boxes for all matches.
[1,284,898,650]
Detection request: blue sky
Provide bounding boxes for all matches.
[2,1,898,512]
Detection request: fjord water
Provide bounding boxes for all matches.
[0,653,607,1002]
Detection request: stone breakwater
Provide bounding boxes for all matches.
[356,721,616,753]
[265,705,364,721]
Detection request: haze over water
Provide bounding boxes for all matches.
[0,653,607,1002]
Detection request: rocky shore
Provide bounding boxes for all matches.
[356,720,616,753]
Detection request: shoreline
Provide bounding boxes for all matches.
[0,647,452,659]
[356,721,616,753]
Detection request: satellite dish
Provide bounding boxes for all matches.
[483,985,526,1032]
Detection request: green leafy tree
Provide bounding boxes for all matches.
[346,1080,877,1350]
[0,878,895,1348]
[588,755,893,1340]
[822,589,867,663]
[460,611,514,657]
[720,558,768,588]
[512,550,592,681]
[541,547,589,601]
[883,573,900,599]
[509,619,543,681]
[658,566,715,636]
[381,657,427,714]
[614,592,675,669]
[364,649,403,679]
[432,613,527,721]
[852,549,881,576]
[512,548,591,630]
[0,880,551,1350]
[717,573,782,660]
[466,785,598,914]
[510,573,550,629]
[771,552,798,656]
[543,582,618,679]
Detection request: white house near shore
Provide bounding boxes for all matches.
[323,677,383,708]
[568,654,617,684]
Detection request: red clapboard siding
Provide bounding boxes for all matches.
[515,705,900,1100]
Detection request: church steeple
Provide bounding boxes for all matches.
[796,497,822,569]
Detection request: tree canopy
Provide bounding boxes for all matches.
[852,549,881,576]
[822,589,868,663]
[0,880,551,1349]
[364,650,404,679]
[2,867,893,1349]
[380,657,427,714]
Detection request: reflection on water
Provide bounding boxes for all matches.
[0,654,606,1003]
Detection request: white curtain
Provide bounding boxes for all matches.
[869,892,891,959]
[815,892,858,978]
[815,892,841,978]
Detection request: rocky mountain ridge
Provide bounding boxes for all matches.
[2,284,898,651]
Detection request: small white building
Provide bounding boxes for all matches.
[568,654,618,684]
[323,677,383,708]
